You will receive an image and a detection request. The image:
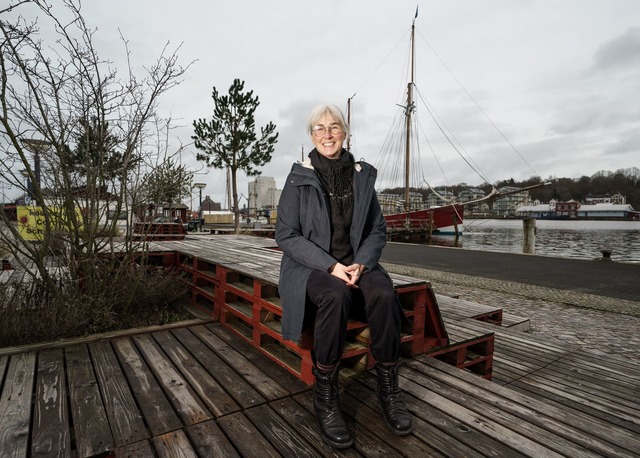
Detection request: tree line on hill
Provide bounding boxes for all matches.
[383,167,640,210]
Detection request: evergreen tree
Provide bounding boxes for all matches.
[143,159,192,214]
[192,79,278,232]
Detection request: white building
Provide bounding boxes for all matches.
[576,203,635,218]
[248,176,281,211]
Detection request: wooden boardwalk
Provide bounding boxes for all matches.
[1,235,639,456]
[0,320,638,457]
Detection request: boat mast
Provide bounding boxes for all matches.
[404,17,416,211]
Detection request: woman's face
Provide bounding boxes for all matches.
[311,113,345,159]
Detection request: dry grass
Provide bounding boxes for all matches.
[0,266,190,347]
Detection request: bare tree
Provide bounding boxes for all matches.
[0,0,190,301]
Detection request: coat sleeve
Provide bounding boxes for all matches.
[353,191,387,270]
[275,175,337,272]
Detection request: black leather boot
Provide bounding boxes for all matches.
[313,364,353,449]
[376,362,413,435]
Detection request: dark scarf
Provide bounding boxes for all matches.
[309,148,355,264]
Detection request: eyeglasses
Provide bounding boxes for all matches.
[312,125,343,137]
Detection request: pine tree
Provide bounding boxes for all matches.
[192,79,278,232]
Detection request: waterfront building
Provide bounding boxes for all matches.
[492,187,530,217]
[585,193,626,205]
[377,192,423,213]
[458,188,490,217]
[516,201,638,219]
[577,203,637,219]
[426,189,454,208]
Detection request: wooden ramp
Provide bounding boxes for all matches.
[0,321,638,457]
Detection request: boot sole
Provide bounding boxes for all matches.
[321,435,354,449]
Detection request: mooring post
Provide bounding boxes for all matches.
[523,217,536,254]
[452,214,460,240]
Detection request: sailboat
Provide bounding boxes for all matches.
[348,11,547,242]
[375,13,465,240]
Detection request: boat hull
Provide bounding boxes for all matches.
[384,204,464,238]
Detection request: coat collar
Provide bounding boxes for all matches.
[299,158,362,172]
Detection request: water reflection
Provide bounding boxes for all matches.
[428,219,640,264]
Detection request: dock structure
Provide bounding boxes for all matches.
[0,235,638,456]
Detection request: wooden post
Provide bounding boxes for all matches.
[523,217,536,254]
[452,213,460,240]
[428,211,434,241]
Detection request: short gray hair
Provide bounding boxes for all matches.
[307,104,349,138]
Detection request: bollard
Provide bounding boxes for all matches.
[600,249,612,261]
[522,217,536,254]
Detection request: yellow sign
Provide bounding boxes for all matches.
[17,206,83,241]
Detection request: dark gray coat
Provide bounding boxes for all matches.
[275,157,387,341]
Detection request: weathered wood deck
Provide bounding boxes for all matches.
[1,235,638,456]
[0,319,638,457]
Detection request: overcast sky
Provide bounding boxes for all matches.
[8,1,640,206]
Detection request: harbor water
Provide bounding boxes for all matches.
[430,219,640,264]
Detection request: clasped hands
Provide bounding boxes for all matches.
[329,262,366,288]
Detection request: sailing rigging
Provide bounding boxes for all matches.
[348,10,545,241]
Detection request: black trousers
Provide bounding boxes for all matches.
[305,269,402,366]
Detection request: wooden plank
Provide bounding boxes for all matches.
[206,323,308,395]
[340,389,447,457]
[152,329,241,417]
[89,341,149,447]
[345,376,517,457]
[31,348,71,458]
[412,356,640,457]
[132,333,212,426]
[533,365,639,407]
[65,344,114,457]
[507,372,640,427]
[185,420,240,457]
[507,380,640,435]
[189,325,290,401]
[114,439,155,458]
[111,337,183,436]
[217,411,281,458]
[268,397,361,457]
[244,404,322,457]
[152,429,198,458]
[294,390,405,457]
[0,352,36,458]
[170,326,267,409]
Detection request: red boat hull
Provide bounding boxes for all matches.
[384,204,464,235]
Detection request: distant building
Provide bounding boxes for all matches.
[458,188,490,217]
[577,203,636,219]
[611,192,626,204]
[516,201,637,219]
[378,192,423,213]
[426,189,454,208]
[248,176,282,212]
[201,195,221,213]
[457,188,485,203]
[492,187,530,217]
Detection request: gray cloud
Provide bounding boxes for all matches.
[592,27,640,71]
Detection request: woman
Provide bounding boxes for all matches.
[275,104,412,448]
